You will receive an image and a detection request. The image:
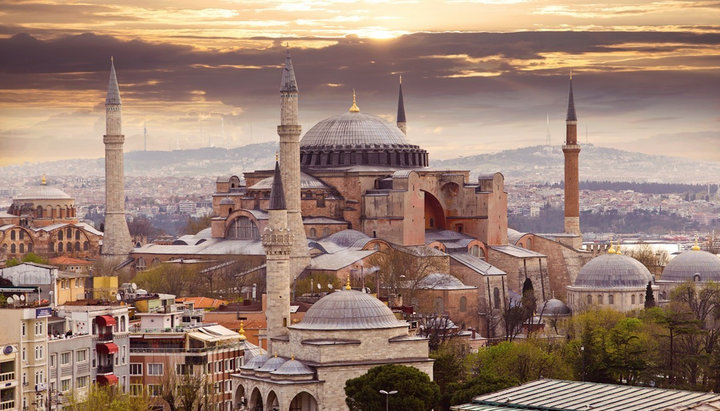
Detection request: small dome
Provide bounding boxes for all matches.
[290,289,405,330]
[240,353,268,370]
[15,185,72,201]
[662,249,720,282]
[574,254,653,288]
[219,197,234,205]
[418,273,472,290]
[271,359,314,376]
[257,356,287,372]
[541,299,571,316]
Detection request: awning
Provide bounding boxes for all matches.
[96,315,116,327]
[96,374,118,385]
[96,342,119,354]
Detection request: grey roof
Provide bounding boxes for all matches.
[566,76,577,122]
[397,80,406,123]
[662,249,720,282]
[280,49,298,93]
[573,253,653,288]
[241,353,269,370]
[309,249,375,271]
[425,230,474,242]
[289,289,406,331]
[257,356,287,372]
[507,228,528,245]
[450,253,506,276]
[418,273,475,290]
[15,185,72,201]
[240,341,266,362]
[453,378,720,411]
[322,229,371,248]
[490,245,545,258]
[268,161,286,210]
[106,57,121,105]
[133,238,266,256]
[248,172,328,190]
[300,112,412,148]
[541,298,571,316]
[271,359,314,376]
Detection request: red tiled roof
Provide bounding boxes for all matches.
[48,256,93,266]
[176,296,229,309]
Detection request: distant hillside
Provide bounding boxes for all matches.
[431,144,720,184]
[2,143,718,184]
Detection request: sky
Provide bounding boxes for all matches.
[0,0,719,167]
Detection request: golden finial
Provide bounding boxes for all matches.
[349,89,360,113]
[616,241,622,255]
[238,320,247,341]
[275,151,279,162]
[274,352,278,358]
[570,69,573,80]
[692,238,701,251]
[399,74,402,84]
[291,354,295,361]
[41,174,46,185]
[345,275,351,290]
[607,241,616,254]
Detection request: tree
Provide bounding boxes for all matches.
[366,246,446,301]
[627,243,668,274]
[345,364,439,411]
[65,384,150,411]
[127,215,162,239]
[133,263,199,297]
[183,214,212,235]
[645,282,656,309]
[160,367,206,411]
[6,252,48,267]
[469,339,572,384]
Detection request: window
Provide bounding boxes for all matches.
[207,363,212,373]
[19,243,24,253]
[28,243,32,252]
[129,384,143,396]
[309,228,316,238]
[608,294,614,305]
[22,347,26,362]
[35,370,44,384]
[176,364,190,375]
[22,372,26,385]
[148,384,162,397]
[34,345,43,360]
[136,258,147,271]
[631,294,636,304]
[10,244,15,254]
[66,228,72,238]
[60,352,71,365]
[10,231,15,240]
[597,295,603,305]
[122,345,126,364]
[226,216,259,240]
[76,376,88,388]
[76,349,87,363]
[459,296,467,312]
[587,295,592,305]
[130,363,142,376]
[148,363,163,376]
[493,287,501,310]
[58,231,63,241]
[58,242,63,252]
[225,380,232,393]
[61,378,71,392]
[50,354,56,368]
[75,231,80,240]
[83,241,89,250]
[21,322,26,336]
[75,242,80,251]
[35,321,43,336]
[49,242,54,252]
[75,278,80,287]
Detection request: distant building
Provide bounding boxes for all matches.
[0,263,88,305]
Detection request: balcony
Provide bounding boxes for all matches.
[0,372,14,383]
[96,332,113,342]
[96,364,114,375]
[0,400,14,410]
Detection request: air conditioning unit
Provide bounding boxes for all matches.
[35,383,47,392]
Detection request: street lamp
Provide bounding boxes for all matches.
[379,389,397,411]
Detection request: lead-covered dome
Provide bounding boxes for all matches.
[290,289,406,330]
[574,254,653,288]
[300,111,428,168]
[15,185,72,201]
[662,249,720,282]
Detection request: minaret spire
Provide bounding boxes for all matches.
[566,71,577,122]
[102,57,132,256]
[268,161,286,210]
[396,75,407,135]
[562,71,582,246]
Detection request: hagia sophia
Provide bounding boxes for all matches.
[3,50,720,411]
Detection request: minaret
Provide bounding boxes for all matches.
[397,75,407,134]
[562,72,581,241]
[277,50,309,278]
[262,160,292,351]
[102,57,132,256]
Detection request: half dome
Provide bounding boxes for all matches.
[662,249,720,282]
[574,254,653,288]
[290,289,406,330]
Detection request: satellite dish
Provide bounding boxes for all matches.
[6,297,13,304]
[131,283,138,291]
[116,294,122,301]
[12,295,20,301]
[317,283,321,290]
[19,294,26,301]
[327,284,333,289]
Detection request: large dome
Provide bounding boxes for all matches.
[289,289,406,330]
[662,249,720,282]
[15,185,72,201]
[574,254,653,288]
[299,111,428,168]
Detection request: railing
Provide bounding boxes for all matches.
[96,333,113,342]
[96,365,113,374]
[0,371,14,382]
[0,400,14,410]
[130,344,242,354]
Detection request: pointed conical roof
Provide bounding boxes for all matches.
[280,50,298,93]
[106,57,121,105]
[268,161,286,210]
[397,76,406,123]
[566,74,577,122]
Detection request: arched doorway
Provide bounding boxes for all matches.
[234,385,247,410]
[250,388,263,411]
[289,392,318,411]
[423,191,446,230]
[266,391,279,411]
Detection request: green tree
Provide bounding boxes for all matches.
[345,364,439,411]
[448,369,517,406]
[469,339,572,384]
[183,214,212,235]
[6,252,48,267]
[432,342,469,411]
[65,384,150,411]
[645,282,656,309]
[134,263,199,297]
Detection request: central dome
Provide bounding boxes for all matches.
[299,111,428,168]
[574,254,653,288]
[15,185,72,201]
[290,289,406,330]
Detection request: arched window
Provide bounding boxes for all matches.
[598,294,603,305]
[694,274,702,282]
[587,295,592,305]
[151,258,161,267]
[226,216,259,240]
[49,242,54,252]
[429,218,434,228]
[459,296,467,312]
[19,230,24,240]
[456,224,463,233]
[83,241,89,250]
[10,244,16,253]
[136,258,147,271]
[28,243,32,252]
[58,231,63,241]
[19,243,24,253]
[75,231,80,240]
[309,228,317,239]
[66,242,72,252]
[10,231,15,241]
[608,294,614,305]
[66,228,72,238]
[631,294,636,304]
[120,316,126,332]
[36,206,43,217]
[75,242,80,251]
[471,245,479,257]
[493,287,501,309]
[322,227,330,237]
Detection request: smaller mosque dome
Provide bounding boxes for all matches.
[257,356,287,373]
[541,299,571,316]
[290,289,405,330]
[271,359,314,376]
[241,353,269,370]
[662,249,720,282]
[574,254,653,288]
